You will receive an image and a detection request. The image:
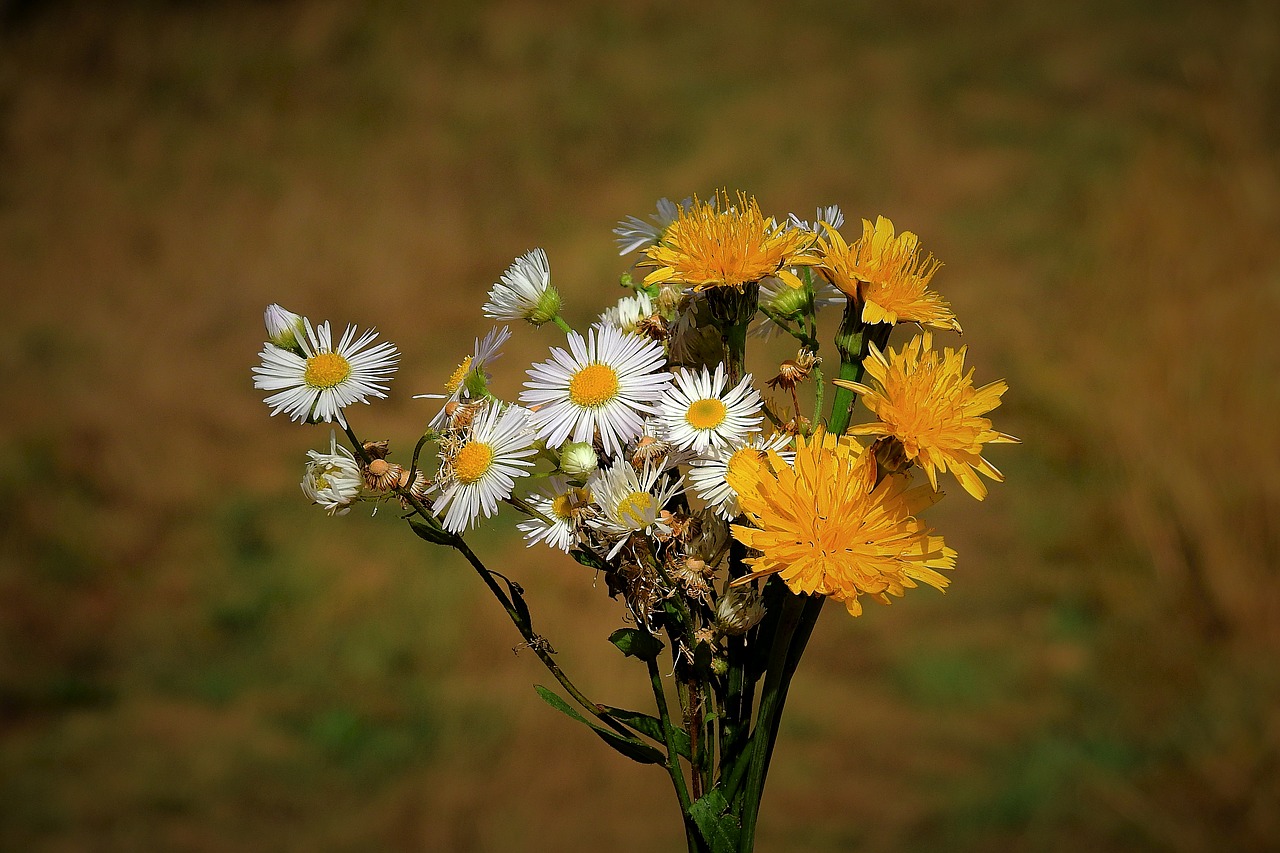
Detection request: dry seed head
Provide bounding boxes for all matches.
[364,458,405,491]
[635,313,669,341]
[767,349,821,391]
[362,439,391,460]
[631,433,674,468]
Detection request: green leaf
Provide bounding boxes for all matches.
[602,706,691,758]
[689,788,742,852]
[407,518,457,547]
[534,686,664,765]
[608,627,664,662]
[569,548,606,571]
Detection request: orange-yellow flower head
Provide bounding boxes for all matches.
[837,332,1018,501]
[728,430,955,617]
[818,216,960,332]
[640,191,819,292]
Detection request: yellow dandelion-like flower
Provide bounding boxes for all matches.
[728,430,955,617]
[640,191,819,292]
[818,216,960,332]
[836,332,1018,501]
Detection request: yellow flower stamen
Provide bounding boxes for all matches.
[453,441,494,485]
[568,363,620,408]
[445,356,473,393]
[304,352,352,389]
[617,491,654,527]
[551,487,592,521]
[686,398,728,430]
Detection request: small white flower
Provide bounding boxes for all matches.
[520,324,672,458]
[517,476,594,552]
[432,402,538,533]
[598,291,654,335]
[414,325,510,431]
[689,433,795,519]
[264,303,306,352]
[588,460,683,558]
[613,197,690,255]
[750,275,844,339]
[787,204,845,234]
[301,431,364,515]
[483,248,562,325]
[657,364,763,454]
[253,319,399,427]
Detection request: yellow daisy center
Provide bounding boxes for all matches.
[445,356,473,393]
[304,352,352,389]
[617,491,654,527]
[453,441,494,485]
[686,398,728,430]
[568,363,620,408]
[551,487,592,521]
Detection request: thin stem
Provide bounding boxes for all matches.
[648,655,703,853]
[551,314,573,334]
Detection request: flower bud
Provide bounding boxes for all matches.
[559,441,599,479]
[715,586,766,636]
[264,303,306,353]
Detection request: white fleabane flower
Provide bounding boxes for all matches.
[483,248,562,325]
[301,431,364,515]
[264,303,306,352]
[520,324,672,458]
[253,319,399,427]
[517,476,594,552]
[598,291,654,335]
[750,274,845,339]
[787,204,845,234]
[613,197,690,255]
[432,402,538,533]
[414,325,510,431]
[657,364,763,454]
[588,460,684,558]
[689,433,795,519]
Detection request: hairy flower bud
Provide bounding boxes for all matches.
[559,441,599,479]
[264,303,307,353]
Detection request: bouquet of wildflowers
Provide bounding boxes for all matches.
[253,191,1016,852]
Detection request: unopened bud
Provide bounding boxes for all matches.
[559,441,599,478]
[264,304,306,353]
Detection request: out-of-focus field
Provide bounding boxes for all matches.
[2,1,1278,850]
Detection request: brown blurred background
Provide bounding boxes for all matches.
[2,1,1278,850]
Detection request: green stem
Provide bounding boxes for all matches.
[551,314,573,334]
[648,656,704,853]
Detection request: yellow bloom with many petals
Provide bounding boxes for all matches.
[818,216,960,332]
[836,332,1018,500]
[640,191,819,292]
[728,430,955,617]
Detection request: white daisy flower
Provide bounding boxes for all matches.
[750,274,844,339]
[613,197,691,255]
[689,433,795,519]
[787,204,845,234]
[264,303,306,352]
[588,460,684,559]
[301,431,364,516]
[253,319,399,427]
[657,364,763,454]
[598,291,654,335]
[414,325,511,431]
[432,402,538,533]
[483,248,562,325]
[520,324,672,458]
[517,476,594,552]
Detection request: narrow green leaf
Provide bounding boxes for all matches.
[407,518,457,546]
[602,706,691,758]
[570,549,606,571]
[534,686,664,765]
[608,627,664,661]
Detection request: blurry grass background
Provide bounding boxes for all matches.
[2,0,1278,850]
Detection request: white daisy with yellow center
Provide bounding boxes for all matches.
[433,402,538,533]
[300,431,364,516]
[483,248,562,326]
[657,364,763,454]
[253,318,399,427]
[689,432,795,519]
[517,476,594,552]
[413,325,510,431]
[588,460,684,558]
[520,323,672,457]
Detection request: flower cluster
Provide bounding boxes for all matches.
[253,191,1017,849]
